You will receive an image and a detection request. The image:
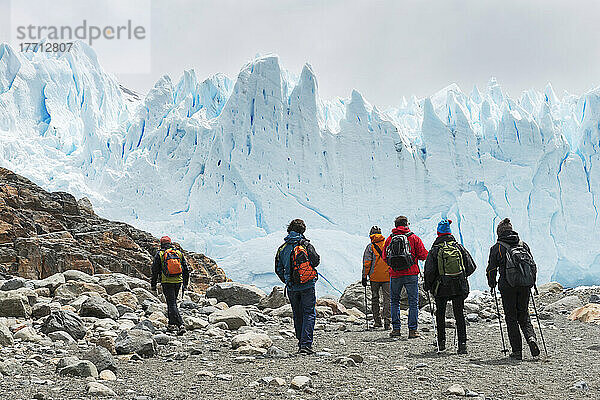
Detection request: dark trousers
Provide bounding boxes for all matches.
[370,281,391,323]
[288,286,316,349]
[435,296,467,345]
[500,286,536,352]
[162,282,184,327]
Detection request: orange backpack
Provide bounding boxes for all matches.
[292,244,317,284]
[161,248,183,277]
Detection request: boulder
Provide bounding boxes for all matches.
[340,282,371,313]
[133,319,158,334]
[537,282,563,295]
[0,293,32,318]
[14,326,42,342]
[47,331,75,344]
[258,286,289,309]
[184,316,209,331]
[59,360,98,378]
[33,273,65,293]
[84,345,117,372]
[80,296,119,320]
[0,277,26,291]
[98,274,131,295]
[132,287,160,305]
[206,282,266,306]
[115,329,157,357]
[290,376,312,390]
[54,281,107,303]
[41,309,87,340]
[87,382,117,397]
[271,304,293,318]
[544,296,582,313]
[231,332,273,350]
[63,269,94,283]
[208,305,251,330]
[110,291,139,310]
[316,298,347,315]
[0,322,14,346]
[569,304,600,324]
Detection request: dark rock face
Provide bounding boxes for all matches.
[0,168,227,291]
[41,309,87,340]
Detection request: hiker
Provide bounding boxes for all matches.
[382,216,428,338]
[151,236,189,336]
[275,219,320,354]
[362,226,391,330]
[423,219,476,354]
[486,218,540,360]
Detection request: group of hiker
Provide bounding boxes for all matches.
[273,215,541,360]
[149,215,541,361]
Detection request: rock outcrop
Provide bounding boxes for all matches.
[0,168,227,291]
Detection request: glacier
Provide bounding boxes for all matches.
[1,41,599,295]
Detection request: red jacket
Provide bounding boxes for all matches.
[382,226,428,277]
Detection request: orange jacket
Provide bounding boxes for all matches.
[362,234,390,282]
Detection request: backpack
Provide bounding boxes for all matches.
[275,239,319,285]
[160,248,183,277]
[436,240,464,277]
[386,233,414,271]
[498,241,536,287]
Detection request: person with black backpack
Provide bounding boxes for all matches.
[424,219,476,354]
[486,218,540,360]
[274,219,320,354]
[382,216,428,338]
[151,236,189,336]
[362,226,391,330]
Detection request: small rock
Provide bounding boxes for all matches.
[84,346,117,372]
[59,360,99,378]
[445,384,466,396]
[197,370,215,378]
[589,294,600,304]
[266,346,290,358]
[290,375,312,390]
[14,326,42,342]
[217,374,233,381]
[348,354,364,363]
[571,380,589,391]
[87,381,116,397]
[466,313,479,322]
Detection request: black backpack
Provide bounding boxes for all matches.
[275,239,320,283]
[386,233,414,271]
[498,241,536,287]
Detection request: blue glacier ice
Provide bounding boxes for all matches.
[0,42,599,295]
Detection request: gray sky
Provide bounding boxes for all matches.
[2,0,600,107]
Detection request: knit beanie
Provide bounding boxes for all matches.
[437,219,452,236]
[497,218,513,235]
[370,226,381,235]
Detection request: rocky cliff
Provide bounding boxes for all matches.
[0,168,227,291]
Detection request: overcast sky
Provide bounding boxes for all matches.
[1,0,600,107]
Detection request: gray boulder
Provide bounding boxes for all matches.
[544,295,583,313]
[340,282,371,313]
[63,270,94,283]
[208,305,251,330]
[0,277,26,291]
[258,286,289,309]
[41,309,87,340]
[206,282,266,306]
[0,322,13,346]
[80,296,119,320]
[98,274,131,295]
[59,360,98,378]
[33,273,65,293]
[0,293,32,318]
[47,331,75,344]
[84,345,117,372]
[115,329,157,358]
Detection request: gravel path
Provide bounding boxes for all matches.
[2,308,599,400]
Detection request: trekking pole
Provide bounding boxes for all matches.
[530,285,548,357]
[492,288,508,355]
[363,285,369,331]
[424,289,440,353]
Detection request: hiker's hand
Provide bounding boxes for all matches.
[361,277,368,287]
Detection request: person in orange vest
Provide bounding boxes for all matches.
[362,226,391,330]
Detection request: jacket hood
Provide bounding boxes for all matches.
[433,234,457,246]
[285,231,305,243]
[498,230,520,245]
[392,226,411,235]
[370,233,386,244]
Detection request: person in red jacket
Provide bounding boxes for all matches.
[382,216,428,338]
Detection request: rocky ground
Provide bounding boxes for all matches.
[0,272,599,400]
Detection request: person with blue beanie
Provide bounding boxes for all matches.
[424,218,477,353]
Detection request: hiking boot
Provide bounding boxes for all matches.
[298,347,315,355]
[389,329,402,338]
[457,342,467,355]
[384,320,391,330]
[408,330,420,339]
[177,326,186,336]
[373,320,383,328]
[528,337,541,357]
[509,351,523,360]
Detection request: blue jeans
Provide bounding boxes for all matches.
[288,286,316,349]
[390,275,419,331]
